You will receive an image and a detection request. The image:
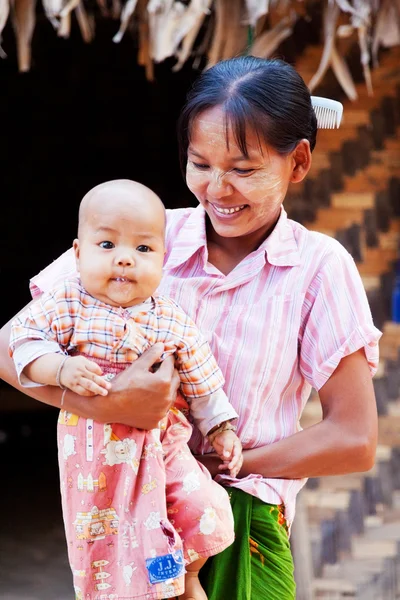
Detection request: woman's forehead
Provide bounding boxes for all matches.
[189,109,265,157]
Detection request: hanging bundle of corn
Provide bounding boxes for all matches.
[42,0,94,43]
[11,0,36,71]
[1,0,400,96]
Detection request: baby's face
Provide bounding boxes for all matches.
[74,192,165,308]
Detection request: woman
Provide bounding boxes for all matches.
[0,57,380,599]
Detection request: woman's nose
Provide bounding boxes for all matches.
[207,172,233,198]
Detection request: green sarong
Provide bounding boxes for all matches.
[199,488,296,599]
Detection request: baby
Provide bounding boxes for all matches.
[9,180,242,600]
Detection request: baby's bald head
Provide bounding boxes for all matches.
[73,180,166,307]
[78,179,166,239]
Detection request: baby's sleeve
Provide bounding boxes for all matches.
[30,248,77,298]
[10,284,75,356]
[167,307,225,399]
[10,294,60,352]
[299,244,382,391]
[9,289,70,385]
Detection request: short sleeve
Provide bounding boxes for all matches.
[176,334,225,398]
[30,248,77,298]
[299,244,382,391]
[159,301,225,398]
[10,283,76,354]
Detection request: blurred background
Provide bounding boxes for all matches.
[0,1,399,598]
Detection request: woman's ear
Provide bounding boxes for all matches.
[73,239,80,269]
[290,139,312,183]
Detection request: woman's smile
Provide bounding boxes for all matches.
[186,106,293,248]
[209,202,247,217]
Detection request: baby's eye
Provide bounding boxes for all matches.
[137,245,151,253]
[99,241,114,249]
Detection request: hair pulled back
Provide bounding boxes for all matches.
[177,56,317,172]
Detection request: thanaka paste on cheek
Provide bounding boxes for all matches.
[187,160,286,201]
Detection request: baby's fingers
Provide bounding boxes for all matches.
[80,377,109,397]
[81,365,111,393]
[83,359,105,377]
[226,441,242,468]
[74,385,97,397]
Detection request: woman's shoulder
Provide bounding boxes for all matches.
[165,207,195,239]
[289,217,355,271]
[30,248,77,298]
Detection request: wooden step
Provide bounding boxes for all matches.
[357,247,397,276]
[307,207,364,230]
[331,192,375,210]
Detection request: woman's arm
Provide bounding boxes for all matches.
[0,309,180,429]
[238,349,377,479]
[197,349,377,479]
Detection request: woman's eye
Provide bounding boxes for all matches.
[137,245,151,253]
[234,168,254,175]
[99,241,114,249]
[192,162,209,170]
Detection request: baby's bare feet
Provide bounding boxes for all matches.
[179,571,208,600]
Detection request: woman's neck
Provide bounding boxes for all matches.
[205,217,278,275]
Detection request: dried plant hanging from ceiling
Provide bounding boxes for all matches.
[1,0,400,98]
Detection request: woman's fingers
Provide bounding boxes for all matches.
[135,342,165,371]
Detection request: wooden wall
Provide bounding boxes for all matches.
[289,45,400,600]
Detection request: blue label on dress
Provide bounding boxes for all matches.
[146,550,185,583]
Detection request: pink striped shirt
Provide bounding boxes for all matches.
[30,206,381,525]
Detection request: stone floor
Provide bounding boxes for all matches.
[0,396,74,599]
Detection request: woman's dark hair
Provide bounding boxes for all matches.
[177,56,317,173]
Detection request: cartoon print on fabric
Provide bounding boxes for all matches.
[182,471,201,495]
[123,561,137,585]
[62,433,76,459]
[199,508,217,535]
[73,506,119,540]
[102,437,139,473]
[77,471,107,492]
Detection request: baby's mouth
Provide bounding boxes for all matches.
[112,277,133,283]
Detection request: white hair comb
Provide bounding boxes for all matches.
[311,96,343,129]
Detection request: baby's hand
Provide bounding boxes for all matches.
[59,356,111,397]
[211,429,243,478]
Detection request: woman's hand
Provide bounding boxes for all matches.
[98,342,181,429]
[1,308,180,428]
[195,450,244,479]
[195,452,224,478]
[239,349,378,479]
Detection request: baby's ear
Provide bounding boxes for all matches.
[73,239,80,268]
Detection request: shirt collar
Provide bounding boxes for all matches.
[261,207,301,267]
[164,204,301,271]
[164,205,208,270]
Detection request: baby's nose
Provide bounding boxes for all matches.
[116,254,134,266]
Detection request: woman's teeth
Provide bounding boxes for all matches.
[214,205,245,215]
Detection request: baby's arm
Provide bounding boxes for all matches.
[190,389,242,477]
[25,352,110,397]
[10,291,110,397]
[207,420,242,478]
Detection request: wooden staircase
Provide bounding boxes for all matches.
[285,43,400,600]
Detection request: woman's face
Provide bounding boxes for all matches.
[186,106,303,245]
